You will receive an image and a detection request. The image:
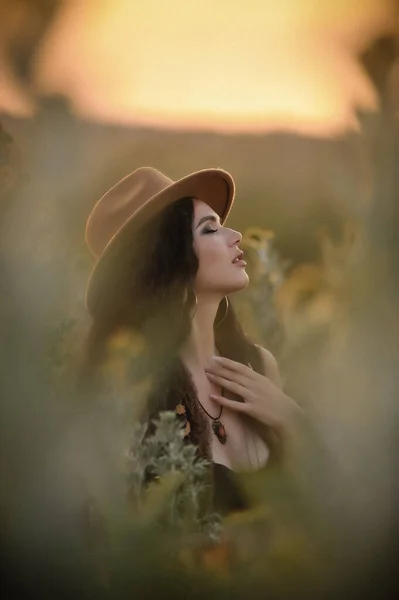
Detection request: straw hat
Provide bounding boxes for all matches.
[85,166,235,315]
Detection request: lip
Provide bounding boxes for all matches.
[233,259,247,267]
[232,250,245,264]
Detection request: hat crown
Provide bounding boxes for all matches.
[86,167,174,258]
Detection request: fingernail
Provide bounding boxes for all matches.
[212,356,222,361]
[209,394,217,399]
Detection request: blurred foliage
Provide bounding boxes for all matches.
[275,220,363,355]
[233,227,288,355]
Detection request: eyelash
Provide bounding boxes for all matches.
[203,227,218,234]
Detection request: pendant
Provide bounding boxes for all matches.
[212,419,227,445]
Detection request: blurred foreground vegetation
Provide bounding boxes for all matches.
[0,5,398,598]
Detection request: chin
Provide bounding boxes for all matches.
[225,272,250,294]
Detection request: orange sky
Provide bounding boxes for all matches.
[1,0,397,136]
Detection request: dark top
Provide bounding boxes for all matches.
[212,462,249,514]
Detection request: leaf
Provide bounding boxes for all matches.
[139,470,185,524]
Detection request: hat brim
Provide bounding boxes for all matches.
[85,168,235,316]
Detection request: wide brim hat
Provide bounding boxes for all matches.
[85,166,235,316]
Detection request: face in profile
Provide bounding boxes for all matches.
[192,199,249,297]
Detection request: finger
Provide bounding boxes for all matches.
[207,358,255,381]
[205,365,251,387]
[209,359,277,393]
[211,356,257,378]
[209,394,249,414]
[205,372,250,399]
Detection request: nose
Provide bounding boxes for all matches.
[229,228,242,245]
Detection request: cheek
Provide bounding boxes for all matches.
[194,237,231,289]
[195,236,225,270]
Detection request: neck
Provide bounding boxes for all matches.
[180,295,222,370]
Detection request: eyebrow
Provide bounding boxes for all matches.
[195,215,219,229]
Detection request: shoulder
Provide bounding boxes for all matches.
[255,345,282,389]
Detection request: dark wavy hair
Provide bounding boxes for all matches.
[83,197,276,460]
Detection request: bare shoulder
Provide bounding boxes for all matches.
[255,345,282,388]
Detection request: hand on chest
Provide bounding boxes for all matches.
[192,371,269,471]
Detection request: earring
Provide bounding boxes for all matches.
[215,296,229,327]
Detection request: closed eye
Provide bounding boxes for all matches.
[196,215,220,230]
[202,227,218,234]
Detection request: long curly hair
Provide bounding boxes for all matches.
[83,197,276,461]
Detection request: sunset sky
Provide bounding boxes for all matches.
[1,0,397,136]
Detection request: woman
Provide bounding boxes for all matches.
[84,166,301,512]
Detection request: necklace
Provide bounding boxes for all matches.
[196,389,227,445]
